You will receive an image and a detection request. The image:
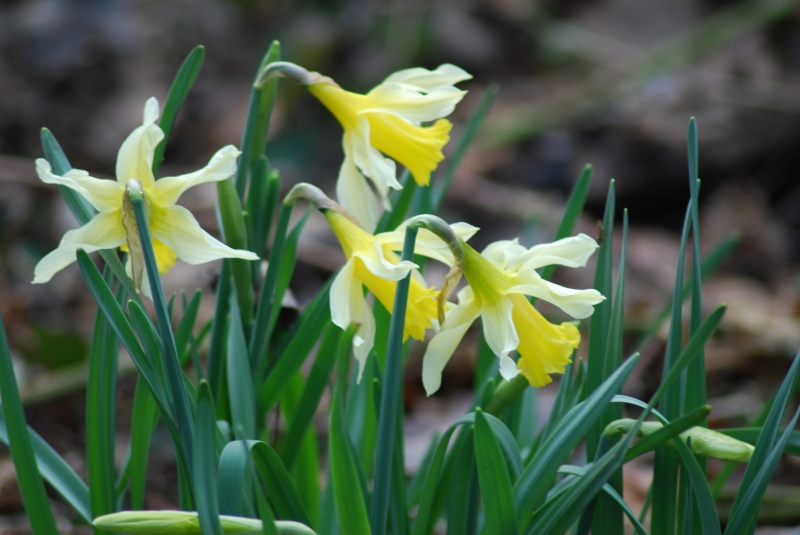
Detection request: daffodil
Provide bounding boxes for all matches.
[418,233,605,395]
[257,62,471,231]
[285,183,477,379]
[33,97,258,296]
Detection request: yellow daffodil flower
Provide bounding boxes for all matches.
[33,97,258,296]
[418,233,605,395]
[257,62,471,231]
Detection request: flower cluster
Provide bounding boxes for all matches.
[36,62,604,395]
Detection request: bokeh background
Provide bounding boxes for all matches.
[2,0,800,531]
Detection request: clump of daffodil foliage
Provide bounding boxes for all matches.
[0,41,797,535]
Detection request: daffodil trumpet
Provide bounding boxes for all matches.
[259,61,471,231]
[408,233,606,395]
[284,183,475,380]
[32,97,258,297]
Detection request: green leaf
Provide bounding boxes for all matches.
[268,209,311,338]
[86,267,121,529]
[474,410,520,535]
[152,45,205,176]
[208,260,232,403]
[246,158,278,262]
[227,295,256,440]
[194,381,224,535]
[0,308,60,535]
[0,412,91,522]
[218,177,255,329]
[280,325,340,470]
[619,405,712,461]
[128,376,158,510]
[175,289,202,360]
[236,41,281,198]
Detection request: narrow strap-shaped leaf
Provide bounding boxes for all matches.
[268,209,311,338]
[280,324,340,470]
[129,191,195,480]
[445,429,478,535]
[175,289,202,360]
[87,267,121,530]
[152,45,205,175]
[433,84,498,212]
[218,177,255,330]
[370,225,418,535]
[0,412,91,522]
[128,376,158,510]
[0,308,59,535]
[194,381,223,535]
[227,295,256,440]
[246,157,274,262]
[474,410,520,535]
[406,433,440,506]
[208,259,232,403]
[260,282,332,413]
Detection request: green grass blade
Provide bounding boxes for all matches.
[268,209,311,338]
[217,177,255,330]
[130,192,195,481]
[246,157,275,262]
[86,267,120,529]
[474,410,520,535]
[445,430,478,535]
[194,380,224,535]
[227,295,256,440]
[0,414,91,522]
[0,308,59,535]
[175,289,202,361]
[433,84,498,213]
[236,41,281,199]
[370,225,418,535]
[128,376,158,510]
[152,45,205,176]
[280,324,341,470]
[250,442,313,525]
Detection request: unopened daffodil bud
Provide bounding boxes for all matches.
[93,510,317,535]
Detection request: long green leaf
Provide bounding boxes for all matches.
[0,308,59,534]
[175,289,202,360]
[152,45,205,175]
[474,410,520,535]
[208,260,232,403]
[128,376,158,510]
[227,295,256,440]
[218,177,255,330]
[268,209,310,338]
[194,381,223,535]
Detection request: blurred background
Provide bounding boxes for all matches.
[1,0,800,530]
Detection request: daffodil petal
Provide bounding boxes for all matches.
[330,258,375,382]
[507,270,605,319]
[422,295,482,395]
[149,204,259,265]
[510,233,600,271]
[480,295,519,362]
[481,239,527,270]
[364,83,467,123]
[116,97,163,188]
[149,145,241,206]
[355,240,417,281]
[35,159,123,213]
[33,210,125,283]
[350,115,400,191]
[336,146,381,232]
[382,64,472,92]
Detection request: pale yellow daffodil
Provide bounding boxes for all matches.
[418,233,605,395]
[258,62,471,231]
[33,97,258,296]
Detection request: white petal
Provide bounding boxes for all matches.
[507,270,605,319]
[35,159,122,213]
[382,64,472,92]
[336,146,380,233]
[481,239,526,270]
[498,355,521,381]
[510,233,600,271]
[149,145,241,206]
[481,295,519,361]
[149,204,259,265]
[421,295,482,395]
[33,210,125,283]
[349,116,400,191]
[330,259,375,382]
[356,240,417,281]
[116,98,163,189]
[364,84,467,122]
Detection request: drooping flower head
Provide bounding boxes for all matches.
[418,233,605,395]
[33,97,258,296]
[285,184,477,380]
[257,62,471,231]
